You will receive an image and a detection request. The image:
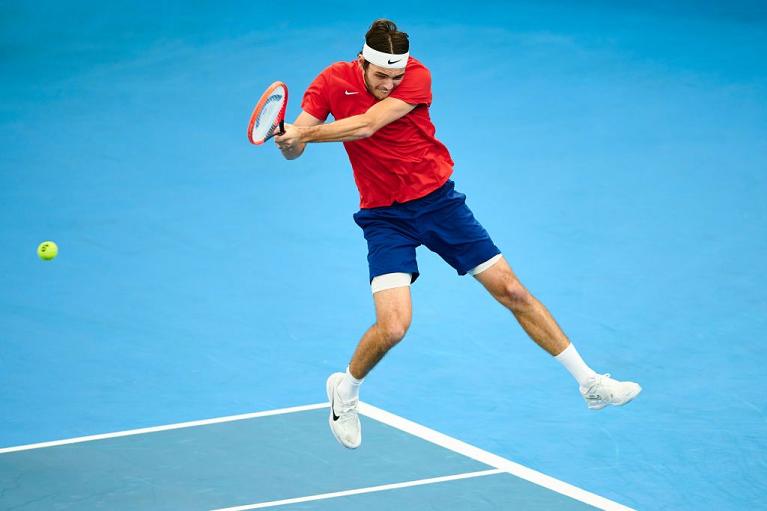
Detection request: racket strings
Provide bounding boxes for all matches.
[251,88,286,141]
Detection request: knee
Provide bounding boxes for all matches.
[376,317,411,348]
[501,278,534,312]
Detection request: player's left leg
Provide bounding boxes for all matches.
[416,181,641,409]
[471,256,569,355]
[472,256,641,409]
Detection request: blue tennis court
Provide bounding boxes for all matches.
[1,403,621,509]
[2,1,766,510]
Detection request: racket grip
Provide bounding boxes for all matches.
[279,120,285,135]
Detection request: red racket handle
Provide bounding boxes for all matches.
[279,120,285,135]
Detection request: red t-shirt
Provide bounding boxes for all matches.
[301,58,454,208]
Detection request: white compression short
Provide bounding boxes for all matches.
[371,272,412,294]
[369,254,502,294]
[467,253,503,276]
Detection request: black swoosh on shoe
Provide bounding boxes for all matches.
[331,392,340,421]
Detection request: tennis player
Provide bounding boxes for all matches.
[274,19,641,449]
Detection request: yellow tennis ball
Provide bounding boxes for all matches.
[37,241,58,261]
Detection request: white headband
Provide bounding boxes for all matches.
[362,43,409,69]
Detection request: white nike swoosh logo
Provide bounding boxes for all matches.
[344,90,359,95]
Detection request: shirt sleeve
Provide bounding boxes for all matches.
[389,62,432,106]
[301,68,331,122]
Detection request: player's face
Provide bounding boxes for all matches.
[360,58,406,100]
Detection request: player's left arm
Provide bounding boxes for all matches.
[281,98,417,145]
[275,110,324,160]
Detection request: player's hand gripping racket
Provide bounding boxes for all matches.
[247,81,288,145]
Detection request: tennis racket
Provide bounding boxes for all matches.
[247,81,288,145]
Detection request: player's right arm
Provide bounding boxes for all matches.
[276,110,323,160]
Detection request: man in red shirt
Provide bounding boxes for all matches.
[275,19,641,449]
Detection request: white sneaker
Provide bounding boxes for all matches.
[326,372,361,449]
[580,373,642,410]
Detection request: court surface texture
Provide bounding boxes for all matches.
[1,1,766,509]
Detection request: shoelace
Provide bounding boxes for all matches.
[585,373,612,400]
[334,397,359,423]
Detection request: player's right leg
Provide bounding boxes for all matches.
[351,281,413,378]
[327,281,413,449]
[328,204,420,448]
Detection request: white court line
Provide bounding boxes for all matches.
[359,402,636,511]
[0,403,328,454]
[1,401,635,510]
[209,469,503,511]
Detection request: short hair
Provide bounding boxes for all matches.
[361,19,409,70]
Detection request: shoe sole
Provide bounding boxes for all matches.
[326,373,360,449]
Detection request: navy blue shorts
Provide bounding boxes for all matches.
[353,180,501,283]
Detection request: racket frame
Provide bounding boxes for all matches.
[247,81,288,145]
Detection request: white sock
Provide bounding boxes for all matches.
[337,366,363,402]
[555,343,597,387]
